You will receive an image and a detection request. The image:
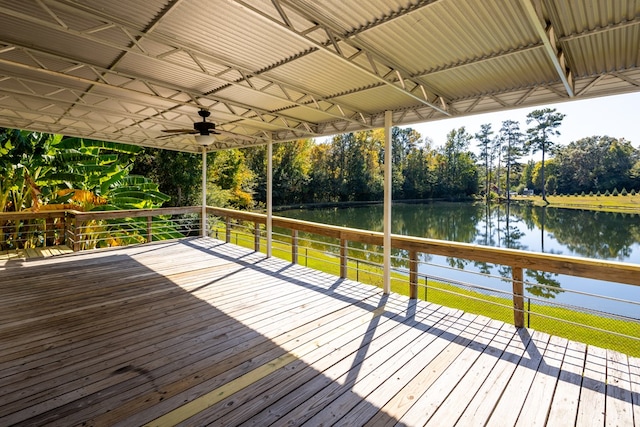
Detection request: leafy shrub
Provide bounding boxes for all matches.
[621,188,628,196]
[604,190,610,196]
[612,188,619,196]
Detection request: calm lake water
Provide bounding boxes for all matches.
[277,202,640,319]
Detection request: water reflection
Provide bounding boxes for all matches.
[281,202,640,260]
[277,202,640,307]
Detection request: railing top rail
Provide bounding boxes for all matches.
[0,210,68,220]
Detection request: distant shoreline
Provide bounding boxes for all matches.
[268,194,640,214]
[511,194,640,213]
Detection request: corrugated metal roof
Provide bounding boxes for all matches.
[0,0,638,152]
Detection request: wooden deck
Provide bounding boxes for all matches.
[0,245,73,261]
[0,238,638,426]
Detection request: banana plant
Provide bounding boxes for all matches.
[1,131,181,249]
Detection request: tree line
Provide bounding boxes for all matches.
[155,107,636,209]
[2,106,640,213]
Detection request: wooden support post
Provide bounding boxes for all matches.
[254,222,261,252]
[340,237,348,279]
[73,219,82,252]
[64,212,70,248]
[60,214,66,246]
[409,250,418,299]
[291,229,298,264]
[512,266,524,328]
[147,215,153,243]
[225,217,231,243]
[45,217,54,246]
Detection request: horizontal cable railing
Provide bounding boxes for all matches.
[67,207,202,251]
[0,211,68,251]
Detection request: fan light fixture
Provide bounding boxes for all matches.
[194,134,215,146]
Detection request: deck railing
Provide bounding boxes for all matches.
[2,206,639,355]
[0,207,201,253]
[207,206,640,356]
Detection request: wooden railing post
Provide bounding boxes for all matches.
[291,229,298,264]
[45,217,55,246]
[340,237,348,279]
[73,218,82,252]
[64,212,70,248]
[512,266,524,328]
[147,215,153,243]
[409,250,418,299]
[60,213,66,247]
[225,216,231,243]
[254,222,261,252]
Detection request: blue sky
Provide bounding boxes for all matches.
[406,91,640,151]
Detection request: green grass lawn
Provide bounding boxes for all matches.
[212,224,640,357]
[513,193,640,212]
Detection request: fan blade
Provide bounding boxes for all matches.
[162,129,196,133]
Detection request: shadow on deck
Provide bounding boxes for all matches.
[0,237,638,426]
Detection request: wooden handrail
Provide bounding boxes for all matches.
[0,211,67,220]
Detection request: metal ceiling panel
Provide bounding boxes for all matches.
[264,50,382,99]
[65,0,171,28]
[149,0,315,72]
[354,0,540,75]
[423,48,560,100]
[0,0,637,152]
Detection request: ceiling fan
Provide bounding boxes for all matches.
[161,109,252,145]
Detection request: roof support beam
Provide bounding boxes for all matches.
[37,1,370,128]
[522,0,574,98]
[236,0,450,116]
[0,44,310,137]
[278,0,450,113]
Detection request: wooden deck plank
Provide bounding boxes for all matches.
[0,274,340,412]
[453,328,536,425]
[545,340,587,427]
[348,316,498,427]
[630,356,640,424]
[384,319,509,427]
[163,295,430,427]
[605,349,635,426]
[577,345,608,426]
[0,237,636,427]
[3,275,376,424]
[484,330,552,426]
[298,313,490,427]
[0,245,72,262]
[255,308,468,427]
[409,322,518,427]
[515,335,569,426]
[90,293,396,427]
[219,303,451,427]
[11,264,384,424]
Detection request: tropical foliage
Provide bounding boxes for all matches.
[0,129,169,212]
[0,129,174,249]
